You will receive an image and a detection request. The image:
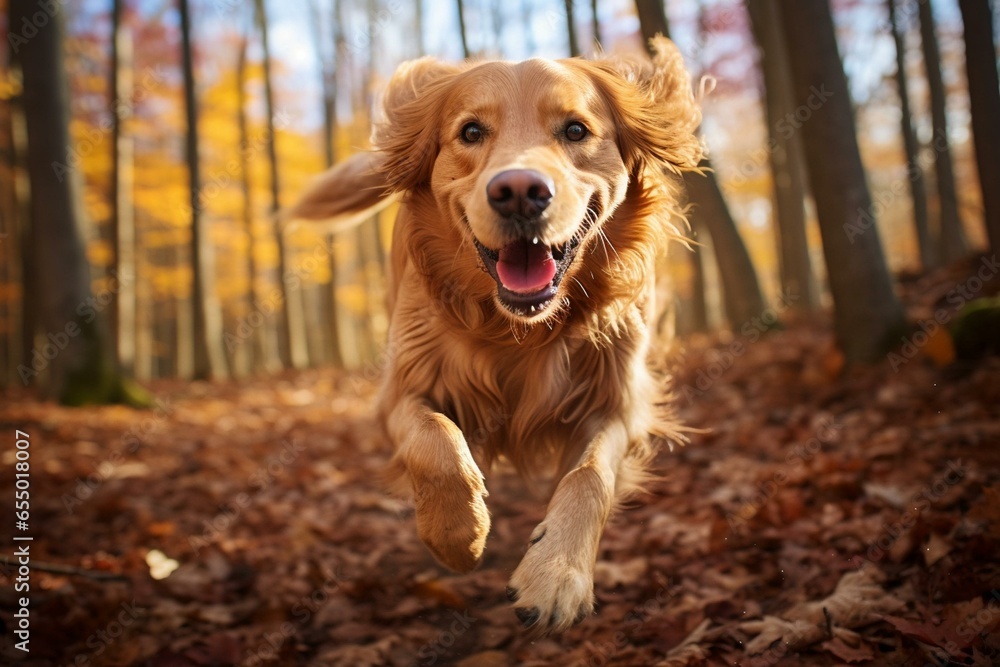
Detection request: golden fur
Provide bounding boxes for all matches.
[290,37,701,633]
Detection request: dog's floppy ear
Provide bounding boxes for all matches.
[374,57,464,192]
[589,36,703,174]
[285,151,393,226]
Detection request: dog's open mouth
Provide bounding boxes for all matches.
[474,234,582,316]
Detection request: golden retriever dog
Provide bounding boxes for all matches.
[290,37,701,633]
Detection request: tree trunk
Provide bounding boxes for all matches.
[778,0,905,362]
[415,0,425,56]
[0,203,12,387]
[958,0,1000,254]
[235,29,272,374]
[12,0,137,403]
[887,0,933,269]
[634,0,767,328]
[134,221,153,381]
[747,0,819,310]
[684,220,709,334]
[456,0,471,59]
[918,0,968,262]
[309,0,344,368]
[255,0,309,369]
[110,0,137,374]
[180,0,225,380]
[590,0,601,51]
[0,58,21,386]
[565,0,580,57]
[521,0,537,55]
[683,169,767,326]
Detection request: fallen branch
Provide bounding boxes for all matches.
[2,556,129,582]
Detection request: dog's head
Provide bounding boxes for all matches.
[377,38,702,323]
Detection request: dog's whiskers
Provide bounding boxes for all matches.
[572,277,590,299]
[599,229,620,263]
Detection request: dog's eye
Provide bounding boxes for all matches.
[461,122,484,144]
[564,122,588,142]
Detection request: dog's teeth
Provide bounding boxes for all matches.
[532,236,539,245]
[530,306,536,312]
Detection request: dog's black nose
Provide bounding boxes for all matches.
[487,169,554,219]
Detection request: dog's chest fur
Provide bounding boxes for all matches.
[381,278,647,475]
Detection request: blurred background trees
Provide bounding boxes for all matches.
[1,0,997,400]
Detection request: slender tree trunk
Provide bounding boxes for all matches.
[329,0,347,366]
[255,0,309,369]
[0,204,11,387]
[590,0,601,51]
[235,29,271,374]
[565,0,580,57]
[308,0,344,368]
[110,0,137,374]
[180,0,225,380]
[489,0,503,57]
[919,0,968,262]
[686,221,709,333]
[778,0,905,362]
[0,55,21,386]
[634,0,767,327]
[958,0,1000,253]
[456,0,471,58]
[13,0,132,403]
[747,0,818,310]
[521,0,537,55]
[134,217,153,381]
[683,170,767,326]
[887,0,933,269]
[415,0,425,56]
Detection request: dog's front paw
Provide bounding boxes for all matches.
[506,522,596,634]
[414,474,490,573]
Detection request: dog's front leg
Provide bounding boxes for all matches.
[386,395,490,573]
[507,419,631,633]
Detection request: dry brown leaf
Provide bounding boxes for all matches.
[594,557,648,588]
[410,577,467,608]
[821,628,876,663]
[742,568,904,655]
[922,532,953,566]
[656,618,712,666]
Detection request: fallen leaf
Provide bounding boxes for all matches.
[821,631,875,663]
[923,532,952,567]
[147,549,180,580]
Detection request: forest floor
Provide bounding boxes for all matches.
[2,255,999,667]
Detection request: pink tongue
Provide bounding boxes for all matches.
[495,239,556,294]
